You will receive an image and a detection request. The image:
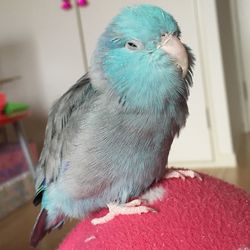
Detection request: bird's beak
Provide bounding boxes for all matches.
[158,34,188,78]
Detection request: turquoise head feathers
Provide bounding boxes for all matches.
[91,4,195,111]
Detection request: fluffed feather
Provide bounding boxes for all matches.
[31,4,195,246]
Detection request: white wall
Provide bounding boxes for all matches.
[0,0,85,149]
[230,0,250,132]
[194,0,235,166]
[0,0,236,166]
[215,1,245,152]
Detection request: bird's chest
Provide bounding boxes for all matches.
[93,107,174,166]
[89,108,175,202]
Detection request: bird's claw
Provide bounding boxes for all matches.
[91,199,156,225]
[165,168,202,181]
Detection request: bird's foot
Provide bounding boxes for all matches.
[91,199,156,225]
[165,168,202,181]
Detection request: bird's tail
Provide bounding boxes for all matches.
[30,208,64,248]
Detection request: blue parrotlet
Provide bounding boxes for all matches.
[30,4,195,247]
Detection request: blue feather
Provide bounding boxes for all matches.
[31,4,195,247]
[94,4,190,112]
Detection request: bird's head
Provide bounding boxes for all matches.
[90,4,195,111]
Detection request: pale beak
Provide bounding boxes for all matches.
[158,34,188,78]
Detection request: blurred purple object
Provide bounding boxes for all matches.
[0,143,37,185]
[61,0,72,10]
[77,0,88,7]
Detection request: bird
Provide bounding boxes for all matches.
[30,4,195,247]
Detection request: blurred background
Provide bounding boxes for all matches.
[0,0,249,249]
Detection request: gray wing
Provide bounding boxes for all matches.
[34,74,98,195]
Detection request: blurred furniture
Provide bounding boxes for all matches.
[0,110,35,178]
[0,110,37,219]
[0,76,21,86]
[0,142,37,219]
[0,92,6,112]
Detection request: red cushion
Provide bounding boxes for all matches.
[58,173,250,250]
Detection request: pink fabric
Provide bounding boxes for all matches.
[59,173,250,250]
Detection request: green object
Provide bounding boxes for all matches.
[4,102,29,115]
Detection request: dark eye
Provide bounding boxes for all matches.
[128,42,137,48]
[160,33,168,41]
[125,40,144,50]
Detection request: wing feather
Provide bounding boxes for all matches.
[34,74,97,203]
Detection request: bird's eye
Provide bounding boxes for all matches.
[160,33,168,41]
[125,40,144,51]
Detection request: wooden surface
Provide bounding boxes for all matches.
[0,133,249,250]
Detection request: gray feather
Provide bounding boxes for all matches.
[31,6,195,246]
[35,74,98,190]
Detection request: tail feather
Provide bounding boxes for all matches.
[30,208,65,248]
[30,209,48,248]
